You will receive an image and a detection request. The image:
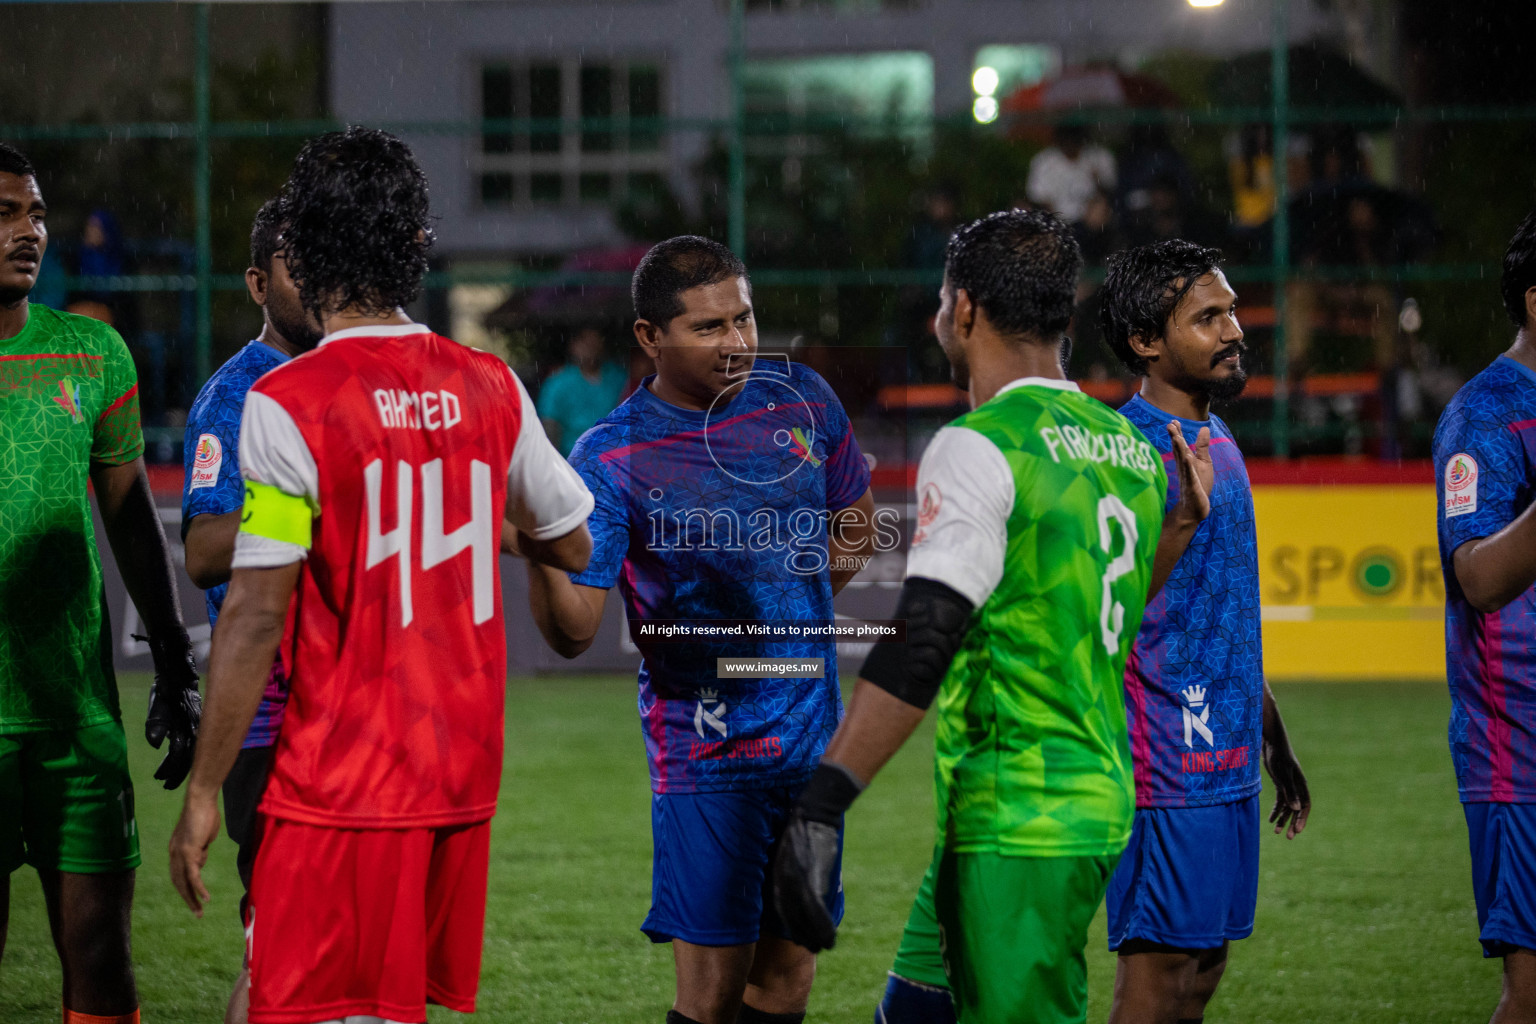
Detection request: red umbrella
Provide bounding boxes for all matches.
[1003,66,1182,112]
[1000,67,1181,140]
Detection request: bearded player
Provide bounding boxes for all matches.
[167,127,594,1020]
[774,210,1204,1024]
[527,235,878,1024]
[1435,211,1536,1024]
[180,197,323,1024]
[0,141,201,1024]
[1098,240,1310,1024]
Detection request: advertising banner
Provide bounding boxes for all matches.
[1254,484,1443,680]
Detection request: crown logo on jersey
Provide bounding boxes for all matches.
[54,378,83,423]
[1181,685,1213,748]
[694,689,728,740]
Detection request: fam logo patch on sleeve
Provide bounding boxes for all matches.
[1444,452,1478,518]
[190,433,224,490]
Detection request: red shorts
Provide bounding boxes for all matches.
[246,817,491,1023]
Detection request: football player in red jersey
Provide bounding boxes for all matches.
[167,127,594,1021]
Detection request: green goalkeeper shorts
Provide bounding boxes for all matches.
[0,720,141,875]
[892,853,949,988]
[905,845,1115,1024]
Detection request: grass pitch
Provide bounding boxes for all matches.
[0,678,1496,1023]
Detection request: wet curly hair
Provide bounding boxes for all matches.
[248,197,283,274]
[1502,211,1536,329]
[1100,239,1224,375]
[0,142,36,180]
[278,126,433,318]
[944,209,1082,342]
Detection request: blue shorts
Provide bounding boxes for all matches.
[643,785,845,946]
[1464,802,1536,957]
[1106,794,1260,951]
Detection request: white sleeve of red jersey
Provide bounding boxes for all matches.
[904,426,1014,607]
[232,389,320,569]
[504,369,594,540]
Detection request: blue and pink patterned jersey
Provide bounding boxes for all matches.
[568,358,870,794]
[182,339,289,749]
[1435,355,1536,804]
[1118,394,1264,808]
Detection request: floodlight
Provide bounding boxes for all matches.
[972,66,1000,97]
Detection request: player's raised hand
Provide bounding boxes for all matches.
[772,812,842,952]
[1166,421,1213,525]
[1265,738,1311,839]
[168,790,220,916]
[142,630,203,789]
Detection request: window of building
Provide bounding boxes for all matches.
[478,59,666,207]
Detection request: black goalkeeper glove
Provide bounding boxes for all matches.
[139,630,203,790]
[772,761,865,953]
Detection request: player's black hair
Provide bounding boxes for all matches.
[943,208,1082,342]
[1099,239,1225,375]
[1501,211,1536,329]
[632,235,748,329]
[0,142,35,180]
[249,198,284,274]
[277,126,433,318]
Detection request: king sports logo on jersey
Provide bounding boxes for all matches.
[190,433,223,490]
[53,377,84,423]
[694,688,728,739]
[1445,452,1478,518]
[1181,685,1214,748]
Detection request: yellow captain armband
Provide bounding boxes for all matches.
[239,479,315,548]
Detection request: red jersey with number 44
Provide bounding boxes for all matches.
[232,324,593,828]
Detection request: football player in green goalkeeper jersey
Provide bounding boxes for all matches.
[0,142,201,1024]
[773,209,1212,1024]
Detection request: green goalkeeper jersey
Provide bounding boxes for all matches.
[0,304,144,734]
[905,378,1166,857]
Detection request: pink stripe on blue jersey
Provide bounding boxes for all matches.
[182,340,291,748]
[1437,356,1536,803]
[1119,395,1264,808]
[568,362,870,794]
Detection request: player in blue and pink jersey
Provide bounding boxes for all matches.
[1435,211,1536,1024]
[527,236,877,1024]
[179,198,321,1024]
[1101,240,1310,1024]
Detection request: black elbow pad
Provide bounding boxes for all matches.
[860,576,974,710]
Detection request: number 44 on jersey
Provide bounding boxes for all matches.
[365,457,495,628]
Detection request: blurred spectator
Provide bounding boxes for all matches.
[30,243,67,311]
[895,184,960,384]
[66,208,125,325]
[537,326,628,457]
[902,184,959,270]
[1120,174,1225,250]
[1226,123,1277,261]
[1026,125,1117,227]
[1118,123,1196,219]
[1285,129,1434,378]
[1075,188,1116,265]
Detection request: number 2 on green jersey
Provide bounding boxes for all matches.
[1096,494,1140,653]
